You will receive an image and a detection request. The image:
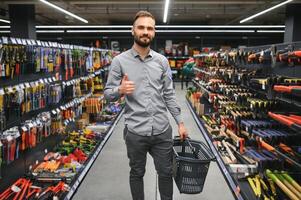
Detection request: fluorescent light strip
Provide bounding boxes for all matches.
[67,29,255,33]
[163,0,170,23]
[0,25,285,29]
[156,30,255,33]
[0,31,10,33]
[0,19,10,24]
[37,30,65,33]
[39,0,88,23]
[240,0,293,23]
[67,30,131,33]
[37,25,132,28]
[156,25,285,28]
[257,30,285,33]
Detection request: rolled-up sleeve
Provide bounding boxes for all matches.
[162,57,183,125]
[104,57,122,102]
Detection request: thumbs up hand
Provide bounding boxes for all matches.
[118,74,135,95]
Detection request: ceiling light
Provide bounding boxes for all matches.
[0,30,10,33]
[39,0,88,23]
[257,30,285,33]
[155,30,255,33]
[67,30,131,33]
[37,30,65,33]
[0,25,285,29]
[240,0,293,23]
[66,29,255,33]
[0,19,10,24]
[37,25,132,28]
[163,0,170,23]
[156,25,285,28]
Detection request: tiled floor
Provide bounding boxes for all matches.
[73,83,234,200]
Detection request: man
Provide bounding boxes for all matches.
[104,11,188,200]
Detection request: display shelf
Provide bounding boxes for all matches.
[186,98,254,200]
[63,108,124,200]
[193,67,213,76]
[166,56,190,59]
[192,79,211,97]
[0,134,65,192]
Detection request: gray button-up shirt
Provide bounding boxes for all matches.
[104,47,182,136]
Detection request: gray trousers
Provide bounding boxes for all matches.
[124,125,173,200]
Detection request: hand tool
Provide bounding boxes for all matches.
[222,140,237,163]
[260,140,301,169]
[266,169,299,200]
[273,85,301,96]
[268,112,301,132]
[274,171,301,199]
[281,171,301,193]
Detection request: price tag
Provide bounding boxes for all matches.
[262,83,265,90]
[35,81,39,86]
[20,84,25,89]
[44,78,48,83]
[52,110,57,115]
[7,135,13,142]
[64,121,68,126]
[45,42,49,47]
[26,39,32,45]
[39,79,44,84]
[21,126,28,132]
[0,89,5,95]
[11,38,17,44]
[56,108,60,113]
[7,87,13,93]
[22,39,27,45]
[48,78,52,82]
[16,38,22,44]
[238,75,241,81]
[60,106,64,110]
[15,85,20,90]
[52,77,56,82]
[32,121,37,126]
[28,123,34,128]
[31,40,36,45]
[2,37,8,44]
[37,40,42,46]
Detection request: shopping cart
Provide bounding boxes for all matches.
[173,137,215,194]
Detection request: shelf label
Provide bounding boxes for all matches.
[16,38,22,45]
[11,38,17,44]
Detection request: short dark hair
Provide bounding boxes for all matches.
[133,11,155,25]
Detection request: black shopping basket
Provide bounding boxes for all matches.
[173,137,215,194]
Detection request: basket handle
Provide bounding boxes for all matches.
[198,140,216,161]
[174,136,199,158]
[174,136,216,161]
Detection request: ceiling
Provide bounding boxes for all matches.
[0,0,300,26]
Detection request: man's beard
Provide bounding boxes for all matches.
[134,34,153,48]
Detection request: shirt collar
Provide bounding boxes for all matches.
[131,47,153,59]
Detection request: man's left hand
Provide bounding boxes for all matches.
[178,122,188,140]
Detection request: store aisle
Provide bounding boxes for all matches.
[73,83,234,200]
